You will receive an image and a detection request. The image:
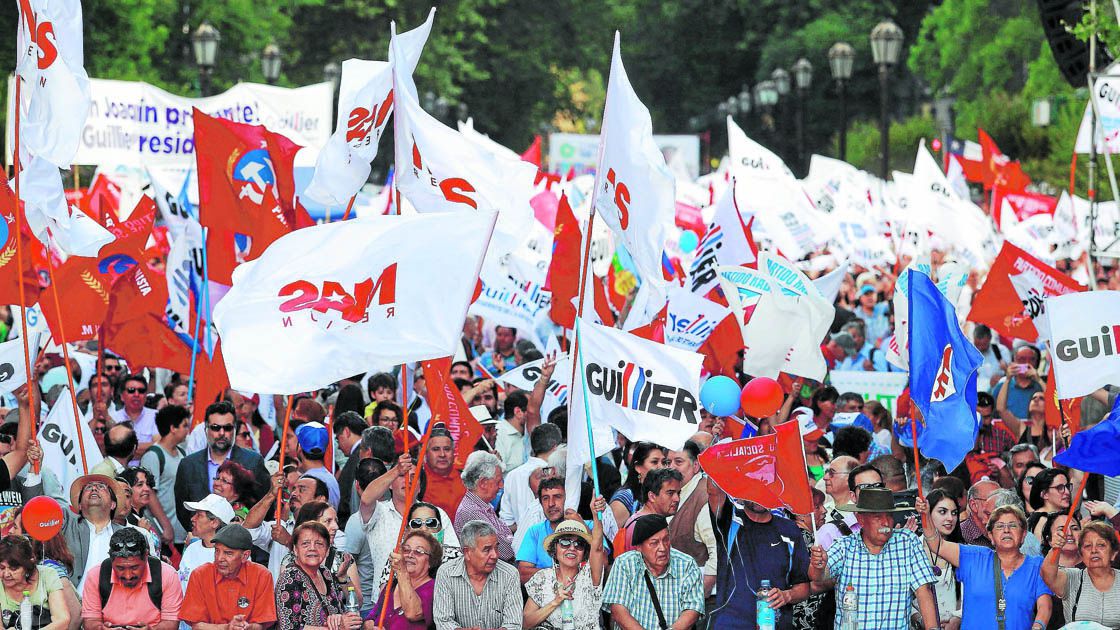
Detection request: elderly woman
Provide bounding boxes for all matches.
[212,459,257,520]
[363,531,441,630]
[921,502,1052,630]
[1028,469,1073,539]
[523,514,606,630]
[275,521,363,630]
[453,451,514,563]
[1040,520,1120,628]
[0,536,70,630]
[289,502,362,603]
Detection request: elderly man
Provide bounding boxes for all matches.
[175,401,269,531]
[178,494,237,589]
[180,524,277,630]
[242,470,330,580]
[433,520,522,630]
[602,513,705,630]
[822,456,859,513]
[80,527,183,630]
[454,451,514,562]
[90,423,138,477]
[961,479,1000,547]
[808,488,938,630]
[816,463,884,550]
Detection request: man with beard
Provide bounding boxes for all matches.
[706,485,810,629]
[243,470,330,580]
[180,524,277,630]
[175,401,269,532]
[808,488,939,630]
[80,527,183,630]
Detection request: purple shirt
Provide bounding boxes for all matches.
[365,578,435,630]
[453,491,514,561]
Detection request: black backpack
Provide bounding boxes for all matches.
[98,557,163,609]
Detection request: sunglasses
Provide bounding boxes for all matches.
[556,538,587,549]
[208,424,235,433]
[103,365,123,372]
[856,482,886,491]
[109,538,143,553]
[409,518,440,529]
[124,387,145,395]
[1023,475,1036,485]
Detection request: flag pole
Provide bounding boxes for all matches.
[797,430,818,538]
[909,412,930,533]
[400,363,410,453]
[565,196,602,501]
[573,318,600,499]
[341,194,356,222]
[1048,470,1091,566]
[274,394,295,522]
[186,227,208,402]
[43,264,91,475]
[11,11,37,452]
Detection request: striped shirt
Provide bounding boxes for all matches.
[826,528,937,630]
[1060,568,1120,627]
[453,491,515,561]
[431,556,522,630]
[601,548,705,630]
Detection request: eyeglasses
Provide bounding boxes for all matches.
[1049,483,1073,493]
[991,522,1022,532]
[297,539,327,550]
[103,365,123,372]
[856,482,885,491]
[84,481,110,493]
[556,538,587,549]
[237,431,251,439]
[400,545,431,557]
[409,518,440,529]
[208,424,235,433]
[824,468,850,478]
[124,387,144,394]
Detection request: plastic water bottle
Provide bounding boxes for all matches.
[560,598,575,630]
[19,591,32,630]
[839,584,859,630]
[756,579,775,630]
[345,586,359,614]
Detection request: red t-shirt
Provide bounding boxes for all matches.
[424,468,466,516]
[180,561,277,626]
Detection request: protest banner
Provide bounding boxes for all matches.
[829,371,910,418]
[6,77,333,166]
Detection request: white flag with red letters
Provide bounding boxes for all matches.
[213,209,496,393]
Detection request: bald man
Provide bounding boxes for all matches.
[822,456,859,515]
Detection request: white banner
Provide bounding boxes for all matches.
[1093,76,1120,154]
[495,355,571,420]
[7,78,333,166]
[213,211,496,394]
[1047,291,1120,399]
[828,371,910,418]
[38,388,105,494]
[0,332,40,396]
[664,286,729,352]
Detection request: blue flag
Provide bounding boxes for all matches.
[1055,395,1120,475]
[908,270,983,471]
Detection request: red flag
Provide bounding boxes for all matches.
[103,263,188,372]
[40,197,156,340]
[422,357,484,468]
[78,173,122,222]
[547,195,615,328]
[520,135,542,167]
[967,241,1085,341]
[699,420,813,514]
[629,303,666,343]
[0,173,42,306]
[979,129,1031,192]
[995,190,1058,230]
[698,313,743,379]
[193,109,309,261]
[1044,371,1081,433]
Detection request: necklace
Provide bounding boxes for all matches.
[927,536,943,577]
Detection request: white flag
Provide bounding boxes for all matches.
[38,388,104,493]
[1047,291,1120,399]
[164,218,205,335]
[16,0,91,167]
[496,355,571,420]
[569,318,702,466]
[213,210,496,394]
[20,154,114,256]
[593,33,674,316]
[0,331,40,396]
[663,286,729,352]
[688,182,756,295]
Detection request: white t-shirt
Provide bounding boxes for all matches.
[78,521,114,593]
[177,540,215,591]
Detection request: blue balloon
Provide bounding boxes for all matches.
[700,375,741,416]
[679,230,700,253]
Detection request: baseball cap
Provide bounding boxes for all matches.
[211,524,254,551]
[184,494,235,525]
[470,405,498,427]
[858,284,876,296]
[296,421,329,457]
[792,406,823,440]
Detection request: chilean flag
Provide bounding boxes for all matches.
[908,270,984,471]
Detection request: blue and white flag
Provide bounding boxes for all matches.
[908,270,983,471]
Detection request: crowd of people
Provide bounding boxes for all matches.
[0,257,1117,630]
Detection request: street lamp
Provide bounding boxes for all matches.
[191,21,220,96]
[738,85,752,116]
[792,58,812,172]
[754,80,779,131]
[261,42,281,85]
[771,68,791,97]
[828,42,855,161]
[870,19,904,178]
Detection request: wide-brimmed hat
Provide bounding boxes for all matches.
[69,474,128,517]
[542,520,592,552]
[470,405,498,427]
[836,487,910,513]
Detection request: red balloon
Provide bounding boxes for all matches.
[22,496,63,542]
[740,377,784,418]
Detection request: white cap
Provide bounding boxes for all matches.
[184,494,236,525]
[469,405,498,426]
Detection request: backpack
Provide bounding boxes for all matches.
[98,557,163,610]
[149,444,185,478]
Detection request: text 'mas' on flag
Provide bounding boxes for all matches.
[213,209,497,394]
[1046,290,1120,400]
[698,420,813,514]
[908,269,984,472]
